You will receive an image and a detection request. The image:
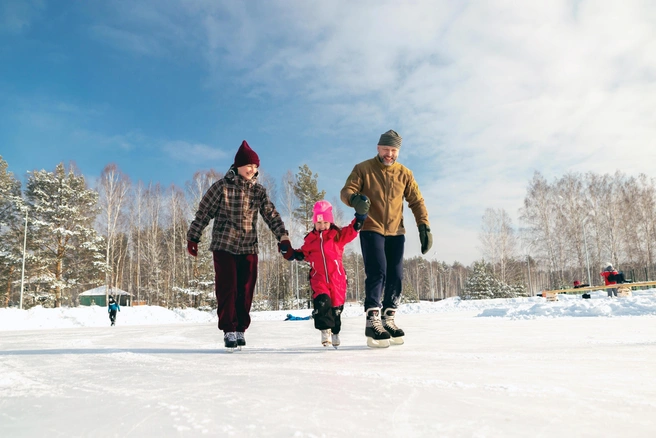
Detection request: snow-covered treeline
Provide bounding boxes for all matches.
[520,171,656,288]
[4,156,656,309]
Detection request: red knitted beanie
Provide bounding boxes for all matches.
[234,140,260,168]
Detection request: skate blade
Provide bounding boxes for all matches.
[366,337,390,348]
[390,336,404,345]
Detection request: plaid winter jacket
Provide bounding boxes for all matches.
[187,168,288,254]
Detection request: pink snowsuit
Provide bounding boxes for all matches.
[299,218,359,307]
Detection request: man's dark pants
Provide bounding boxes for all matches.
[359,231,405,311]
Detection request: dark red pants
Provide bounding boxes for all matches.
[212,250,258,333]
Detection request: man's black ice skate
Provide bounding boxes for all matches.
[382,308,405,345]
[224,332,238,351]
[236,332,246,347]
[365,308,391,348]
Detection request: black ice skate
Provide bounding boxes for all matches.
[382,308,405,345]
[365,308,391,348]
[236,332,246,347]
[224,332,238,351]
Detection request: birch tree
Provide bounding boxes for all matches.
[166,184,188,307]
[97,163,131,302]
[520,172,564,287]
[142,182,164,305]
[479,208,517,283]
[280,170,300,307]
[184,170,222,307]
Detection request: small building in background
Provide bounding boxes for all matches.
[78,287,131,307]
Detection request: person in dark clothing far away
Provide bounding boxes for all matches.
[600,263,619,297]
[108,296,120,326]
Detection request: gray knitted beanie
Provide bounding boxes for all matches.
[378,130,402,148]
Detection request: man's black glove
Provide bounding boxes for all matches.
[349,193,371,215]
[418,224,432,255]
[293,251,305,261]
[354,213,367,231]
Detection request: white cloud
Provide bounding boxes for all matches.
[0,0,45,34]
[33,0,656,264]
[162,141,228,164]
[89,24,169,57]
[71,129,145,152]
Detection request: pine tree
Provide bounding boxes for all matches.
[401,280,420,303]
[290,164,326,307]
[464,260,498,300]
[0,156,26,307]
[292,164,325,233]
[25,163,106,307]
[509,283,528,298]
[464,260,529,299]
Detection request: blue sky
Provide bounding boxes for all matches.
[2,0,655,265]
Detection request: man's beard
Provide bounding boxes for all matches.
[378,154,396,166]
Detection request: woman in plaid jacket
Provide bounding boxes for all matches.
[186,140,290,349]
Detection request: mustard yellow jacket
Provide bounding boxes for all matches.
[340,156,429,236]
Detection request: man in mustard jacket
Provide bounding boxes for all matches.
[341,129,432,348]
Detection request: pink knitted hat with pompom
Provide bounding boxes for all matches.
[312,200,334,224]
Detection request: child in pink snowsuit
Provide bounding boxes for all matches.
[282,200,365,347]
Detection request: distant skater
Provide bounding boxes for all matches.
[108,296,120,326]
[600,263,618,297]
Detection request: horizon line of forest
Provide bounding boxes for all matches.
[2,155,656,309]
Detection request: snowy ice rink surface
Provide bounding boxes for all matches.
[1,292,656,437]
